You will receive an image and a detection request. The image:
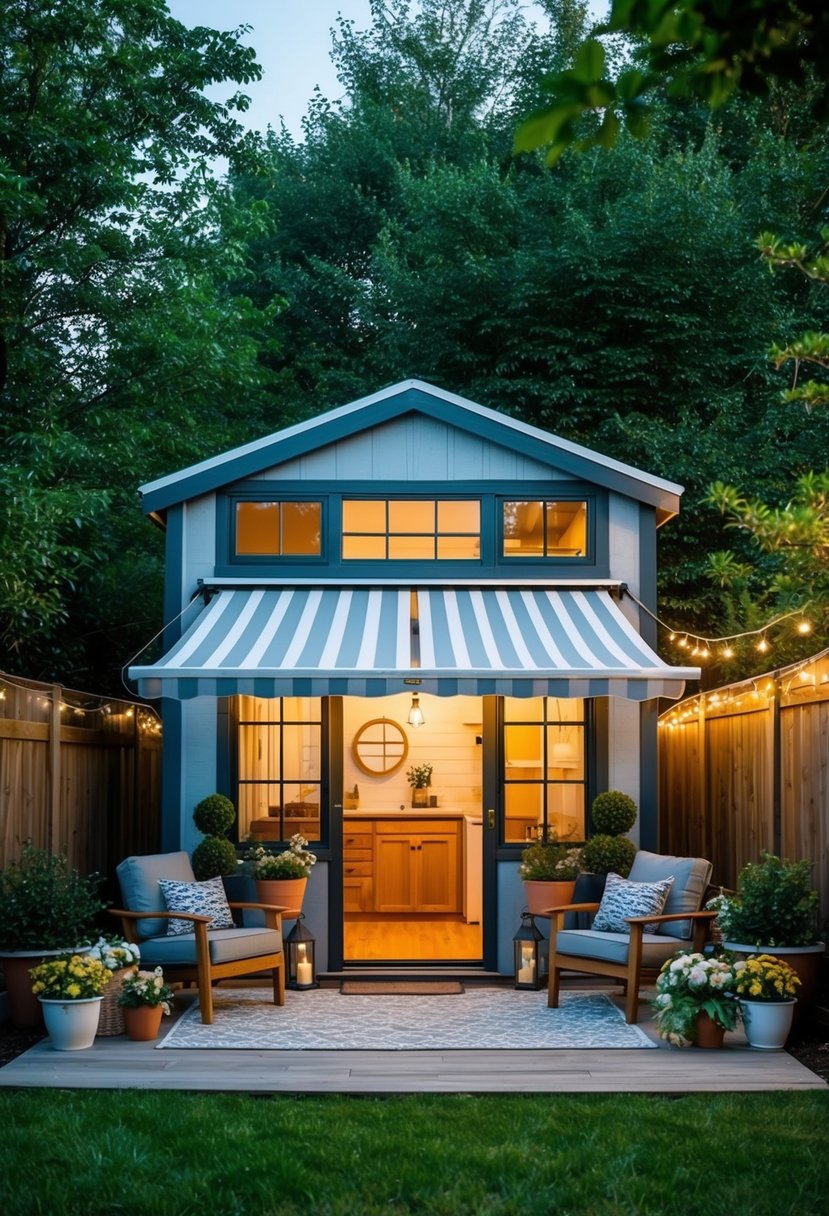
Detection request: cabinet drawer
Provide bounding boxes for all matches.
[343,861,373,877]
[343,832,372,849]
[343,847,372,863]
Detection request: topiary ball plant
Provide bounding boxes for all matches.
[591,790,637,835]
[192,794,236,838]
[581,834,637,878]
[191,793,238,880]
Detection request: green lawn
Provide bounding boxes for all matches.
[2,1090,828,1214]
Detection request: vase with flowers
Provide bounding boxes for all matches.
[407,763,433,808]
[117,966,174,1041]
[87,934,141,1036]
[732,953,801,1050]
[651,949,742,1048]
[243,834,317,917]
[29,953,112,1050]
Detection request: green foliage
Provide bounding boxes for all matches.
[591,790,637,834]
[581,834,637,877]
[191,838,238,883]
[192,795,236,838]
[0,844,106,952]
[519,841,582,881]
[712,852,820,947]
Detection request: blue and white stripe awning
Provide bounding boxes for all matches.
[130,586,698,702]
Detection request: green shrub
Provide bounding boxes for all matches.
[591,790,637,835]
[192,794,236,837]
[709,852,820,947]
[192,837,238,882]
[0,843,106,951]
[581,834,637,877]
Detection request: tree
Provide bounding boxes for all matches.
[0,0,283,688]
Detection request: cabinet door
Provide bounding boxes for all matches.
[374,835,417,912]
[418,834,459,913]
[343,876,373,913]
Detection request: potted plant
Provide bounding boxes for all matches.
[706,852,824,1015]
[519,840,583,915]
[580,791,638,895]
[407,763,433,808]
[28,952,112,1051]
[732,953,801,1050]
[87,934,141,1037]
[191,793,238,881]
[243,833,317,917]
[117,965,174,1041]
[0,843,107,1028]
[651,949,742,1048]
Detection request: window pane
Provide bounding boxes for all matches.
[388,534,435,559]
[504,697,545,723]
[343,500,386,532]
[546,785,585,841]
[546,502,587,556]
[502,501,544,556]
[546,726,584,779]
[504,723,543,769]
[437,535,479,559]
[505,785,542,843]
[437,500,480,532]
[283,782,321,842]
[239,784,282,840]
[236,502,279,555]
[281,502,321,555]
[546,697,584,723]
[388,499,435,533]
[281,697,319,723]
[237,695,280,723]
[238,725,281,781]
[343,535,386,559]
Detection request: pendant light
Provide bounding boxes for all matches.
[407,692,425,728]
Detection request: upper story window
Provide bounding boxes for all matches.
[235,501,322,557]
[502,500,587,559]
[342,499,480,560]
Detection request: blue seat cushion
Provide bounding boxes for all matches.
[555,928,683,970]
[137,926,283,966]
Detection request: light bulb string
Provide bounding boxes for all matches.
[622,589,810,648]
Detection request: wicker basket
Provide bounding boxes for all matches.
[98,966,136,1036]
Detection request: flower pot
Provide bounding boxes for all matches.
[123,1003,164,1042]
[255,877,307,919]
[693,1009,725,1049]
[411,788,429,808]
[742,999,796,1050]
[1,948,87,1030]
[39,996,103,1050]
[723,941,824,1023]
[522,880,577,916]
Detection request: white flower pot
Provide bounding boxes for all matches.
[741,999,797,1050]
[39,996,103,1051]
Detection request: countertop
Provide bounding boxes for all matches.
[343,808,478,820]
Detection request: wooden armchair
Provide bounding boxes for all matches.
[542,851,717,1023]
[112,851,286,1024]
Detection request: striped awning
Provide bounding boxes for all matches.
[130,586,698,702]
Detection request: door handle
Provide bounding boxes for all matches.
[487,808,496,830]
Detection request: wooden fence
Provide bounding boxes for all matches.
[658,648,829,933]
[0,671,162,886]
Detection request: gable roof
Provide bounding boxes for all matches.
[138,380,684,522]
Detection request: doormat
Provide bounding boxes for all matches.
[158,988,657,1051]
[340,981,464,995]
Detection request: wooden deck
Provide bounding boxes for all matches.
[1,984,824,1094]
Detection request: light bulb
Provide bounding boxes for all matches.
[407,693,425,729]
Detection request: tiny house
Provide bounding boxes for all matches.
[130,381,698,975]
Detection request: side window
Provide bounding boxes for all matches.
[234,501,322,557]
[236,696,323,845]
[342,499,480,560]
[502,697,586,845]
[502,500,587,559]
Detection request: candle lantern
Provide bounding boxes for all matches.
[513,910,545,990]
[285,913,318,990]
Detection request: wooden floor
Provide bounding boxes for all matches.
[344,916,482,961]
[0,984,824,1094]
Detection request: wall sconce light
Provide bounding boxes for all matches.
[407,692,425,729]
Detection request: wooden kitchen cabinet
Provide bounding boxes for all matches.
[343,822,374,913]
[374,819,461,914]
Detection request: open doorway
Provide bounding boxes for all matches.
[341,693,484,964]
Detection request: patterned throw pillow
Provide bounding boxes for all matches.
[158,876,235,937]
[591,872,674,934]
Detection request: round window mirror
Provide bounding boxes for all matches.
[352,718,409,777]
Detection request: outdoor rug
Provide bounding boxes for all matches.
[157,987,657,1051]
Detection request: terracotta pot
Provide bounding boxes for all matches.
[123,1003,164,1042]
[255,877,307,919]
[39,996,103,1051]
[693,1010,725,1049]
[523,880,577,916]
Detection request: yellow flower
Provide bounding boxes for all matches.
[66,983,81,998]
[749,981,762,996]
